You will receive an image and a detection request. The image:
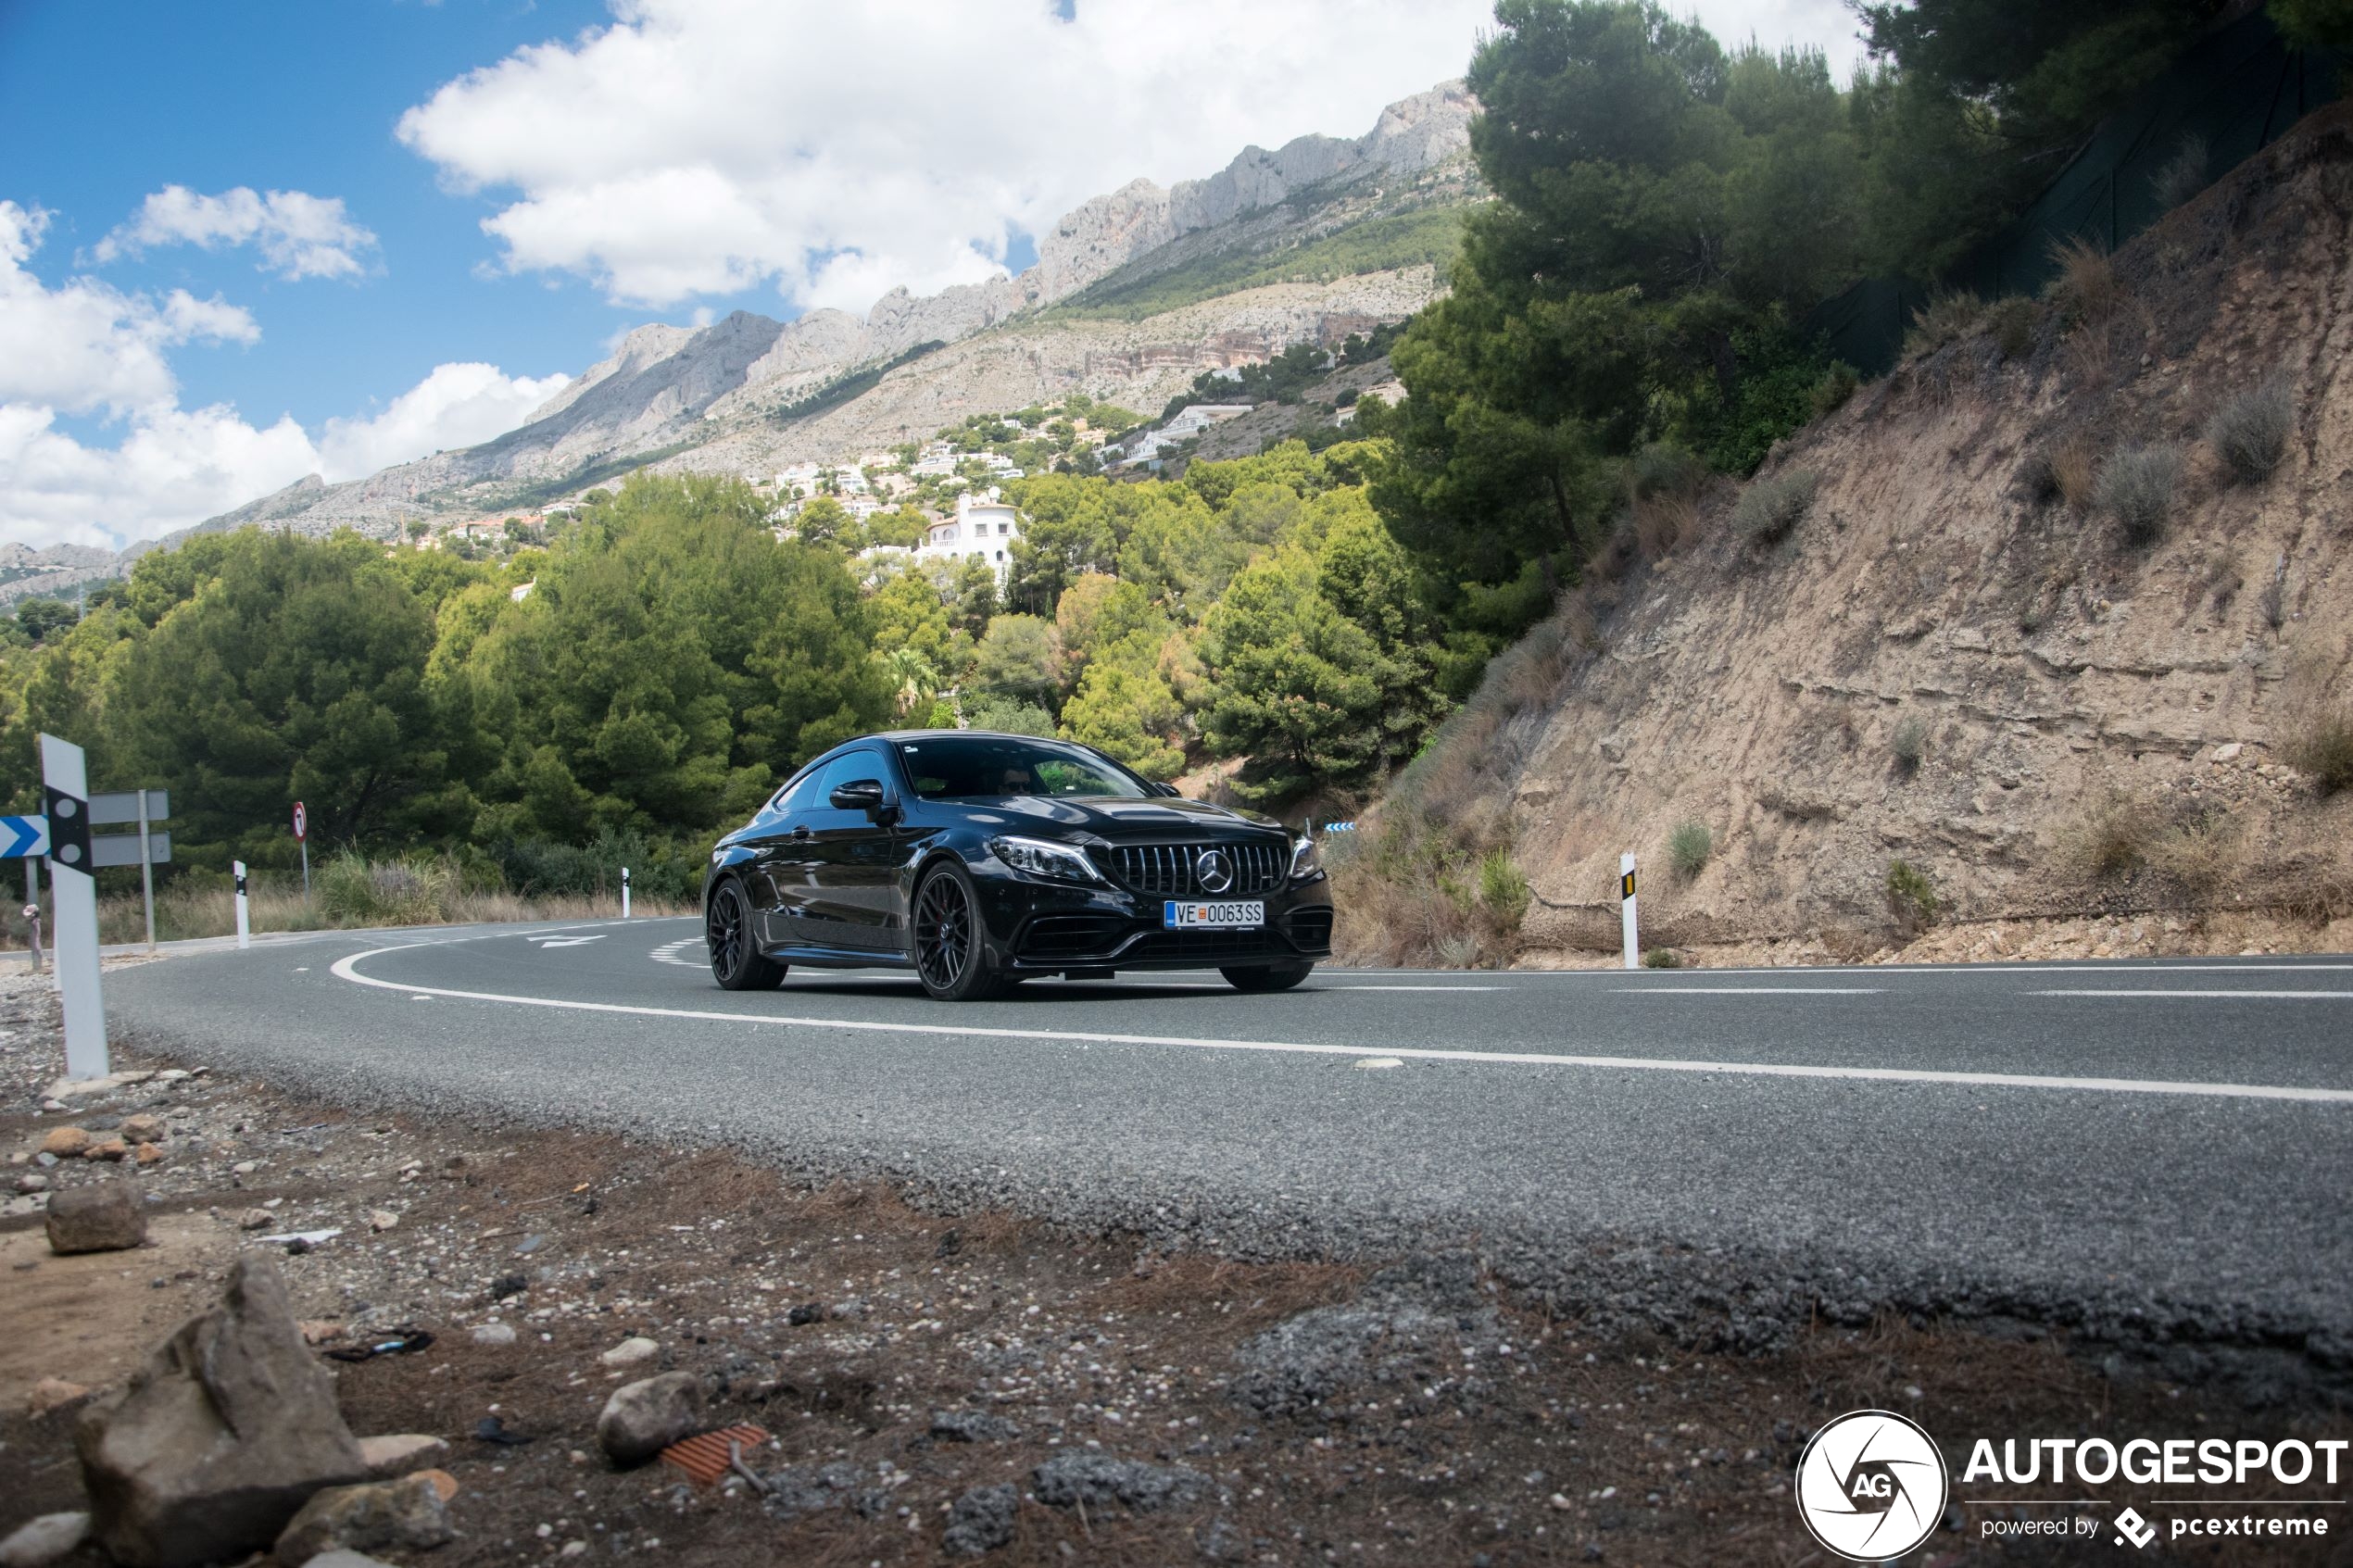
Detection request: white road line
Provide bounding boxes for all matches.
[1379,963,2353,978]
[2033,989,2353,1000]
[1613,986,1883,996]
[1330,984,1505,992]
[328,946,2353,1105]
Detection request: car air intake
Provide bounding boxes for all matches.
[1284,907,1334,953]
[1107,842,1285,897]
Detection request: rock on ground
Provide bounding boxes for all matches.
[596,1373,704,1468]
[0,1513,89,1568]
[272,1473,454,1565]
[1030,1451,1208,1513]
[597,1336,658,1368]
[355,1434,450,1479]
[1230,1252,1500,1420]
[25,1377,89,1418]
[942,1484,1017,1557]
[75,1254,371,1568]
[929,1409,1019,1443]
[44,1181,145,1254]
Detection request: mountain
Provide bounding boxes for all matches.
[0,542,126,608]
[157,82,1478,547]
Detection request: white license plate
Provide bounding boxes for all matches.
[1163,899,1264,930]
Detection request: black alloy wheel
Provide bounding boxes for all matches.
[708,880,786,990]
[1221,963,1312,993]
[913,863,1004,1001]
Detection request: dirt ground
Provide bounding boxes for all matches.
[0,972,2342,1567]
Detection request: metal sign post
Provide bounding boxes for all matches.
[136,790,157,953]
[293,800,309,901]
[233,861,250,950]
[621,866,631,921]
[1618,852,1640,971]
[40,734,107,1078]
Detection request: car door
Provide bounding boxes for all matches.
[745,762,831,949]
[799,747,905,949]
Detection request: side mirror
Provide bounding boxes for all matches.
[830,778,888,813]
[1152,781,1184,798]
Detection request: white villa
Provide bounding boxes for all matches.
[1116,403,1252,469]
[917,490,1023,573]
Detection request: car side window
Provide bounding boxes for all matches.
[804,750,879,812]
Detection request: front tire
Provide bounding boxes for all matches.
[912,862,1008,1001]
[708,880,786,990]
[1222,963,1312,993]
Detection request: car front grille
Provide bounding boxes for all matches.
[1019,914,1129,960]
[1107,841,1286,897]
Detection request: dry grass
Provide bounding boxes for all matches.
[1903,291,1983,359]
[2286,708,2353,797]
[1734,468,1817,547]
[82,874,679,947]
[2020,438,2098,511]
[1983,295,2040,360]
[2045,234,2120,325]
[1630,490,1696,558]
[2144,816,2246,894]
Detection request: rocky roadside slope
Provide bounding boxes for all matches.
[1486,104,2353,966]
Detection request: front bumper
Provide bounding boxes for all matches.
[972,863,1334,972]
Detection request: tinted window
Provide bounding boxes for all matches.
[898,736,1145,799]
[779,750,878,815]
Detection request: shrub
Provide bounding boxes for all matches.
[2063,793,2162,879]
[1984,296,2039,361]
[317,852,456,927]
[2145,817,2241,894]
[2149,133,2209,212]
[1885,859,1939,934]
[1809,361,1860,419]
[1666,821,1712,881]
[1642,947,1683,969]
[2287,708,2353,797]
[2045,236,2119,325]
[1891,715,1929,777]
[1904,292,1982,359]
[2206,381,2293,486]
[1630,442,1706,502]
[1435,931,1482,969]
[2095,445,2185,546]
[1477,847,1530,930]
[1735,469,1817,547]
[2020,440,2097,511]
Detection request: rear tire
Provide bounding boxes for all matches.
[912,862,1009,1001]
[708,880,786,990]
[1221,963,1312,993]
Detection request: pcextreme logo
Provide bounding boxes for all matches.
[1793,1410,1951,1562]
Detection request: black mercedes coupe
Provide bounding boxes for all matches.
[702,731,1333,999]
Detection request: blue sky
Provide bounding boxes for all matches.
[0,0,1858,550]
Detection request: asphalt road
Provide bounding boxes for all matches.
[101,919,2353,1355]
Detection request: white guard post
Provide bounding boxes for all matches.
[39,734,107,1078]
[621,866,631,921]
[1619,852,1640,971]
[233,860,251,950]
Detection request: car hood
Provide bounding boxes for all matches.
[953,794,1289,841]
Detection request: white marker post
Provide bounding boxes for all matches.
[233,860,251,950]
[39,734,107,1079]
[621,866,631,921]
[136,788,157,954]
[1619,852,1640,971]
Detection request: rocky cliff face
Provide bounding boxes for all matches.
[1469,106,2353,964]
[159,82,1474,550]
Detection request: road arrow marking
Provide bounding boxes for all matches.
[530,935,609,948]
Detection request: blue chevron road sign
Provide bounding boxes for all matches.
[0,815,46,859]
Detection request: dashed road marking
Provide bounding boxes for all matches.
[1612,986,1884,996]
[2032,989,2353,1000]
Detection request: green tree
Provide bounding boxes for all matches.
[103,531,468,864]
[972,613,1065,710]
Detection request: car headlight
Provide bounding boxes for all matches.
[988,834,1104,884]
[1290,835,1324,882]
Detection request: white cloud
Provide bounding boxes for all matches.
[319,360,572,481]
[0,202,258,417]
[94,185,381,281]
[397,0,1866,311]
[0,199,560,547]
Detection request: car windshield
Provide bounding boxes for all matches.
[898,736,1148,799]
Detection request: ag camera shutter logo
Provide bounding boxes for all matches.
[1794,1410,1950,1562]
